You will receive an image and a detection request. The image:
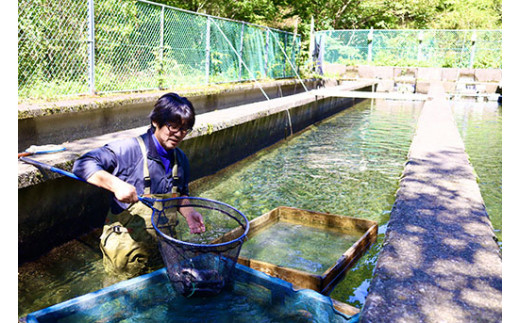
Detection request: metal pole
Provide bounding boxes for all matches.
[417,30,424,61]
[238,22,244,81]
[87,0,95,94]
[159,5,165,89]
[205,17,211,84]
[264,29,270,78]
[469,31,477,68]
[367,27,373,63]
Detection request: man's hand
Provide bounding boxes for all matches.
[185,210,206,234]
[87,170,138,203]
[112,180,139,203]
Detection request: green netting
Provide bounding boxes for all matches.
[315,29,501,69]
[241,24,268,80]
[18,0,302,101]
[210,18,244,83]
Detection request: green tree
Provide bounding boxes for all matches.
[433,0,502,29]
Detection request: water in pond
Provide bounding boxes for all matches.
[451,101,502,246]
[18,98,422,317]
[191,99,422,307]
[240,221,363,274]
[18,231,108,318]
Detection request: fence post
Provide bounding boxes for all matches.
[367,27,373,63]
[205,17,211,84]
[283,34,287,78]
[417,30,424,61]
[264,28,270,78]
[469,31,477,68]
[159,5,165,89]
[309,16,315,70]
[238,22,244,81]
[87,0,95,94]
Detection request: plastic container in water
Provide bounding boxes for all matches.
[25,263,358,322]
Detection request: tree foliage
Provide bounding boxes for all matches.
[18,0,502,100]
[154,0,502,31]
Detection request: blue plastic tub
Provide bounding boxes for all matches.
[26,263,356,322]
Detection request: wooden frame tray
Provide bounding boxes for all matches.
[218,206,378,295]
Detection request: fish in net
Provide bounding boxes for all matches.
[142,196,249,298]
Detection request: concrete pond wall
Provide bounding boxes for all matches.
[19,79,325,151]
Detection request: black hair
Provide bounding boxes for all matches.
[149,93,195,131]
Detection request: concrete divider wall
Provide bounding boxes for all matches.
[359,82,501,322]
[19,179,112,262]
[18,79,328,151]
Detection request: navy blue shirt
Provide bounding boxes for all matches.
[73,128,190,214]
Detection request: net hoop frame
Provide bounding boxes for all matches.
[147,196,250,249]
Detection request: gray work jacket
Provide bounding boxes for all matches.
[73,128,190,214]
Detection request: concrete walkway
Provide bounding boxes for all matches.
[360,82,502,322]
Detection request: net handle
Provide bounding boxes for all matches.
[18,158,250,248]
[19,156,86,182]
[145,196,250,249]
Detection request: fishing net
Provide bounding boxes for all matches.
[144,196,249,298]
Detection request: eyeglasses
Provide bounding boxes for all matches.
[165,122,192,135]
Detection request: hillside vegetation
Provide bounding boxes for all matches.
[156,0,502,32]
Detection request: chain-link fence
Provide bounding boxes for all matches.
[18,0,302,101]
[314,29,501,70]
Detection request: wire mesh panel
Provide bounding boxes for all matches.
[18,0,90,99]
[372,30,419,64]
[266,31,286,79]
[473,30,503,69]
[316,29,501,69]
[94,0,161,93]
[146,197,249,298]
[317,30,371,64]
[209,18,243,83]
[241,24,268,80]
[284,33,301,77]
[162,9,208,88]
[424,30,472,67]
[18,0,302,101]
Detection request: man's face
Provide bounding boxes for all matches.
[153,121,190,150]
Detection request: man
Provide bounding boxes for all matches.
[73,92,205,278]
